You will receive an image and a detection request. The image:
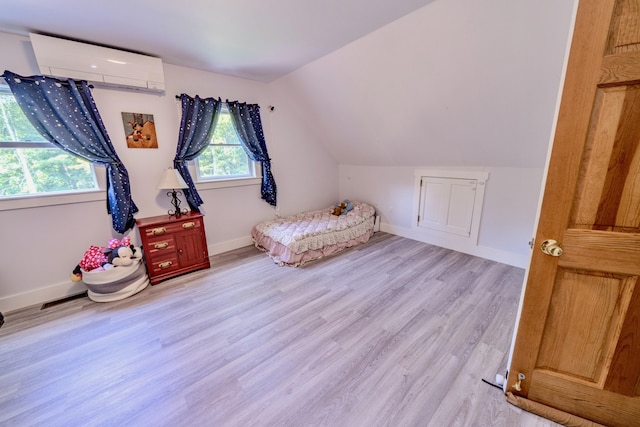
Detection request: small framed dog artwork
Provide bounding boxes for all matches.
[121,112,158,149]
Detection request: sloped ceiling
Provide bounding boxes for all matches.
[274,0,576,168]
[0,0,437,82]
[0,0,576,169]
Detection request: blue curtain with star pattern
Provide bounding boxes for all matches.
[2,70,138,233]
[226,101,277,206]
[174,93,222,211]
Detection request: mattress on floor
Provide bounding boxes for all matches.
[252,200,376,266]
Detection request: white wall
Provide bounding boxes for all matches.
[272,0,574,266]
[0,32,338,313]
[0,0,576,311]
[274,0,575,169]
[263,78,341,216]
[337,165,542,266]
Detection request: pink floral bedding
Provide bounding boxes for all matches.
[252,201,376,266]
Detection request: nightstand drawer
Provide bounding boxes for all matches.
[142,218,202,238]
[147,254,181,276]
[146,235,177,261]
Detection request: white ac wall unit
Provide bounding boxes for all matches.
[29,33,165,92]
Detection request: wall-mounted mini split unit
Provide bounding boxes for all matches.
[29,33,165,92]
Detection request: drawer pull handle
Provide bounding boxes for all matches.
[151,227,166,235]
[154,242,169,249]
[182,222,196,229]
[158,261,173,269]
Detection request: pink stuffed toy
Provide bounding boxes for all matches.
[71,236,134,281]
[108,236,131,249]
[78,245,108,271]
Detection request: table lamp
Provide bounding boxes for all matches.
[158,167,189,217]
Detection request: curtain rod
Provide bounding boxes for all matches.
[174,95,275,111]
[174,95,225,100]
[1,75,93,89]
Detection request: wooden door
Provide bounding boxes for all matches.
[507,1,640,425]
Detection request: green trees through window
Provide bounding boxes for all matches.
[0,87,97,197]
[196,109,252,179]
[1,89,254,198]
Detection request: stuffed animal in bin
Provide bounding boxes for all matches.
[78,245,108,270]
[70,264,83,282]
[108,236,131,249]
[104,244,142,267]
[70,236,142,281]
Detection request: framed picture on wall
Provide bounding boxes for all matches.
[121,112,158,149]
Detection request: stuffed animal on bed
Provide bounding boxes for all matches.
[331,199,354,216]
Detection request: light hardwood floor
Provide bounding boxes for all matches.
[0,233,560,426]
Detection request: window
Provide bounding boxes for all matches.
[194,106,257,182]
[0,84,99,199]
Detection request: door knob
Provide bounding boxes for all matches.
[540,239,563,257]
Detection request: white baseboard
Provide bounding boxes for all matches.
[380,223,530,268]
[208,236,254,255]
[0,280,88,314]
[1,230,526,315]
[0,237,257,314]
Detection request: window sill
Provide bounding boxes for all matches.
[0,189,106,212]
[196,177,261,191]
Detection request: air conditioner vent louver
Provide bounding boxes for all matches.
[29,33,165,92]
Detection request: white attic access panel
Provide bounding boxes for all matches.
[414,169,488,244]
[419,177,477,236]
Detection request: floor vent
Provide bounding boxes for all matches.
[41,292,88,310]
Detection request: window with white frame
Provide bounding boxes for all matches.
[0,84,99,199]
[194,105,257,182]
